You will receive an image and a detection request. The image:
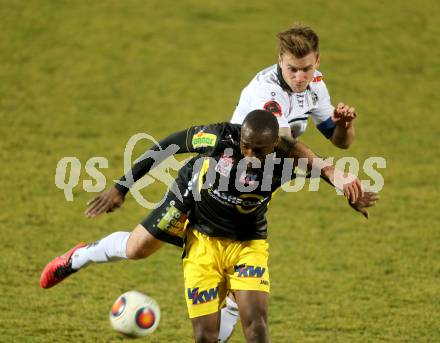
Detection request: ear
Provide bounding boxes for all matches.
[315,53,320,68]
[278,54,283,66]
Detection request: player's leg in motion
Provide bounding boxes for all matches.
[40,173,191,289]
[218,295,240,342]
[191,312,221,343]
[235,290,270,343]
[39,226,163,289]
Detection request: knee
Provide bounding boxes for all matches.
[194,329,219,343]
[125,243,146,260]
[125,226,164,260]
[242,317,269,341]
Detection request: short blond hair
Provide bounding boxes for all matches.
[277,24,319,57]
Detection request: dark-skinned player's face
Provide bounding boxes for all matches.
[240,129,278,162]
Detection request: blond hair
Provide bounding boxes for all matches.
[277,24,319,57]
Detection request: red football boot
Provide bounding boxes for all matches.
[40,242,87,289]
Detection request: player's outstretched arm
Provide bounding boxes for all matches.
[85,186,125,218]
[316,167,378,218]
[321,165,363,204]
[84,123,225,217]
[286,137,376,217]
[349,191,379,219]
[287,139,363,203]
[84,129,190,218]
[114,129,190,196]
[330,102,356,149]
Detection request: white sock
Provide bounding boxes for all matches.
[218,296,240,342]
[71,231,129,270]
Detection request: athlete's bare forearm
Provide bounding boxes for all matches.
[330,122,355,149]
[288,140,332,174]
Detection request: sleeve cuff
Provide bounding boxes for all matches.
[316,117,336,139]
[114,180,130,196]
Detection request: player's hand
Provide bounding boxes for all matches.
[332,102,356,128]
[340,172,363,204]
[349,191,379,219]
[84,186,125,218]
[323,166,363,204]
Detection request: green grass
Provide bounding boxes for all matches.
[1,0,439,342]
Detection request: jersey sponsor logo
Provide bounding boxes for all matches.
[263,100,282,117]
[207,188,266,213]
[192,130,217,148]
[156,204,187,237]
[215,154,234,177]
[234,264,266,278]
[312,75,323,82]
[207,188,234,207]
[311,91,318,105]
[236,193,265,214]
[187,287,219,305]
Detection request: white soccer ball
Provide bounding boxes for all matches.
[109,290,160,337]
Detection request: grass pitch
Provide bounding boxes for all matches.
[1,0,439,342]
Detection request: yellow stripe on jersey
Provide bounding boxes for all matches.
[197,157,211,193]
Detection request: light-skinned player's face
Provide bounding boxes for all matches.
[278,51,320,93]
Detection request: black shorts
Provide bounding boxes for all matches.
[140,158,195,247]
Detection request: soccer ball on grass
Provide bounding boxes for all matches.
[109,290,160,337]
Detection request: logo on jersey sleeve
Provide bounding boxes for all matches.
[312,75,323,82]
[311,91,318,105]
[156,204,187,237]
[263,100,282,117]
[192,130,217,148]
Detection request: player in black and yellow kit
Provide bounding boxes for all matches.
[41,110,376,342]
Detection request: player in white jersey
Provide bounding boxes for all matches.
[219,24,357,342]
[231,25,356,149]
[232,66,336,139]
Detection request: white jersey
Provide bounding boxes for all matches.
[231,64,336,139]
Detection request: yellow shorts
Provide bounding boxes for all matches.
[183,228,270,318]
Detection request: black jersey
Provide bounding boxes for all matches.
[182,123,296,240]
[116,122,299,241]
